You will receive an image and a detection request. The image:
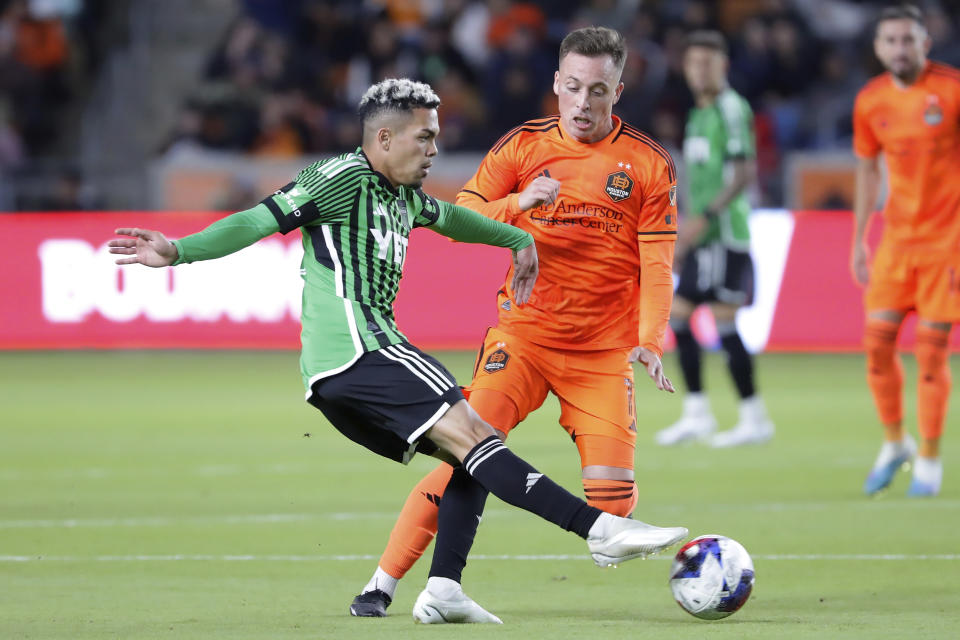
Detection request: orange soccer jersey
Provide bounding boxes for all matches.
[853,61,960,254]
[456,115,678,356]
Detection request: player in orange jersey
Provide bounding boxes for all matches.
[350,27,680,621]
[852,4,960,498]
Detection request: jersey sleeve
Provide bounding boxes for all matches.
[852,90,881,159]
[636,151,679,242]
[410,189,443,228]
[456,136,523,222]
[718,92,755,159]
[259,161,362,234]
[636,239,675,358]
[635,152,678,356]
[172,204,279,265]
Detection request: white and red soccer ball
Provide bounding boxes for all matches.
[669,534,755,620]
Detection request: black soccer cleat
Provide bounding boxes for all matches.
[349,589,392,617]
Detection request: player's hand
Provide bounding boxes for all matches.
[517,176,561,210]
[629,347,675,393]
[850,243,870,286]
[108,228,178,267]
[510,242,539,305]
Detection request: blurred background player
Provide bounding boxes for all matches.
[852,4,960,497]
[350,27,679,619]
[655,31,774,448]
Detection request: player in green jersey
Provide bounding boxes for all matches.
[655,31,775,448]
[109,78,687,624]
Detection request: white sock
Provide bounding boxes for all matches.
[426,576,462,599]
[683,393,710,416]
[587,512,617,540]
[739,395,767,423]
[873,436,913,469]
[363,566,399,599]
[913,456,942,486]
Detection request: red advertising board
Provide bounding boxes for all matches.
[1,211,957,351]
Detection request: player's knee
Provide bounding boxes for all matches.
[427,401,499,460]
[582,478,638,517]
[915,329,950,375]
[864,323,898,365]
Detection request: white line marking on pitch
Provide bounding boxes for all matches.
[1,554,957,563]
[3,499,957,529]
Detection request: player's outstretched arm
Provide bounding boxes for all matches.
[109,228,178,267]
[428,200,538,303]
[629,347,675,393]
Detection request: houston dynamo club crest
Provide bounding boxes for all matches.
[604,170,634,202]
[924,94,943,126]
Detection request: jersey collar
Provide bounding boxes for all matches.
[557,114,622,146]
[357,147,401,197]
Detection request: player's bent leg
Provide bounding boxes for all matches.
[575,435,684,563]
[909,321,951,497]
[862,311,913,495]
[427,402,687,568]
[709,309,774,448]
[658,300,716,446]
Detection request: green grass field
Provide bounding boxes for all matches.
[1,350,957,639]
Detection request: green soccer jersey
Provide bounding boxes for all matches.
[170,148,532,393]
[683,87,754,250]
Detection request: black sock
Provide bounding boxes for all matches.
[428,466,488,582]
[673,322,703,393]
[719,329,755,399]
[462,436,602,539]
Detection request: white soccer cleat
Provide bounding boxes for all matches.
[587,513,688,567]
[656,394,717,446]
[709,396,774,448]
[412,582,502,624]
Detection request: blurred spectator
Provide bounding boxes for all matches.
[25,167,101,211]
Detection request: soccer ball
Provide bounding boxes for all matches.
[669,534,755,620]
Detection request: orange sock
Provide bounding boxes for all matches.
[377,463,453,579]
[915,325,952,441]
[582,478,638,517]
[864,319,903,428]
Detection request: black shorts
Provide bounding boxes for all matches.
[676,243,755,307]
[306,342,464,464]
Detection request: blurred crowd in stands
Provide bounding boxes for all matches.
[4,0,960,209]
[1,0,109,209]
[160,0,960,204]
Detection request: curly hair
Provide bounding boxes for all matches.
[358,78,441,125]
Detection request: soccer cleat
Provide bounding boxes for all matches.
[907,478,940,497]
[349,589,392,617]
[906,456,941,497]
[863,435,916,496]
[412,585,502,624]
[708,419,775,448]
[587,516,688,567]
[656,395,717,446]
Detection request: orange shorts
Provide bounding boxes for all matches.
[465,327,637,469]
[866,242,960,322]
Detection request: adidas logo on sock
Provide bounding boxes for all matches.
[525,473,543,494]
